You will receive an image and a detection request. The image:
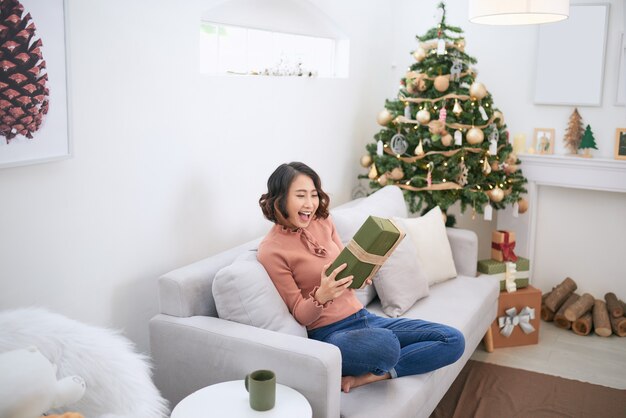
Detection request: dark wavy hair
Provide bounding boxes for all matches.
[259,162,330,225]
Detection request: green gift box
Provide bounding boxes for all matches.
[327,216,405,289]
[478,257,530,291]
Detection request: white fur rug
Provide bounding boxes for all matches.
[0,308,169,418]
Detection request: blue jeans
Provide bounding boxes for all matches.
[308,309,465,378]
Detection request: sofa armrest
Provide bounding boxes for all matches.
[149,314,341,418]
[446,228,478,277]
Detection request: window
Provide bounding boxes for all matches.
[198,0,349,78]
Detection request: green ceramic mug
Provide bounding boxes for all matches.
[244,369,276,411]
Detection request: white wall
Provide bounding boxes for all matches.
[0,0,394,353]
[1,0,624,354]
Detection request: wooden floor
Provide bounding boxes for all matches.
[471,321,626,390]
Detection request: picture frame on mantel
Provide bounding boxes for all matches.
[615,128,626,160]
[532,128,555,155]
[0,0,72,169]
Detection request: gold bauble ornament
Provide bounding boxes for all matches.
[434,75,449,92]
[441,133,452,147]
[488,187,504,203]
[517,198,529,214]
[506,153,517,165]
[416,109,431,124]
[412,47,427,62]
[360,155,372,168]
[390,167,404,180]
[505,164,519,174]
[428,120,445,135]
[466,127,484,144]
[377,174,388,186]
[377,109,393,126]
[368,164,378,179]
[469,81,488,100]
[491,161,500,171]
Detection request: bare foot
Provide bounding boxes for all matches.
[341,372,391,393]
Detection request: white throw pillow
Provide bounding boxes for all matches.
[330,186,409,306]
[373,223,430,317]
[212,251,307,337]
[400,207,457,286]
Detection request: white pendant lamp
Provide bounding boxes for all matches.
[469,0,569,25]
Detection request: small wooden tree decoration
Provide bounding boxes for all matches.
[579,125,598,158]
[563,108,584,154]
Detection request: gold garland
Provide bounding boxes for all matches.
[398,182,462,192]
[420,40,465,53]
[406,69,475,82]
[394,108,505,131]
[384,145,484,163]
[399,93,470,104]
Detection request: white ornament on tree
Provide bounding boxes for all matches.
[416,109,431,124]
[437,38,446,55]
[453,99,462,116]
[377,140,383,156]
[479,105,488,121]
[454,130,462,145]
[414,140,424,156]
[450,59,462,81]
[390,133,409,155]
[484,204,493,221]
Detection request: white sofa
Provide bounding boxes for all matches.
[150,186,499,418]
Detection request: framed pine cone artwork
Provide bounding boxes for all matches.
[0,0,70,168]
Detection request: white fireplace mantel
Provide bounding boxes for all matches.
[517,154,626,193]
[496,154,626,274]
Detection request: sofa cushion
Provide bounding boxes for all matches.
[330,186,408,306]
[346,275,500,418]
[212,251,307,337]
[373,226,429,317]
[401,206,457,286]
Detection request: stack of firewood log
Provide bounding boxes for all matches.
[541,277,626,337]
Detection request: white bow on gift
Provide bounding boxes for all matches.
[498,306,536,337]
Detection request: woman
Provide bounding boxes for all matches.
[257,162,464,392]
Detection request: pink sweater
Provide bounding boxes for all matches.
[257,216,363,330]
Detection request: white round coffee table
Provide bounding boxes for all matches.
[171,380,312,418]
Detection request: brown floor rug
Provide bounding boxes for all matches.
[431,360,626,418]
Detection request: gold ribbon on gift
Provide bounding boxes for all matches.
[346,240,388,265]
[344,219,406,289]
[498,306,536,337]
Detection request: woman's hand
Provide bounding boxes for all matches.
[314,263,353,305]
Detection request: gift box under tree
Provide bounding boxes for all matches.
[490,286,541,348]
[478,257,530,291]
[491,230,517,262]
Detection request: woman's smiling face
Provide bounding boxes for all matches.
[285,174,319,228]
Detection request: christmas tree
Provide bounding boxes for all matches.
[563,108,584,154]
[359,2,527,225]
[579,125,598,157]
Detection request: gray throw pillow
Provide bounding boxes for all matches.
[212,251,307,337]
